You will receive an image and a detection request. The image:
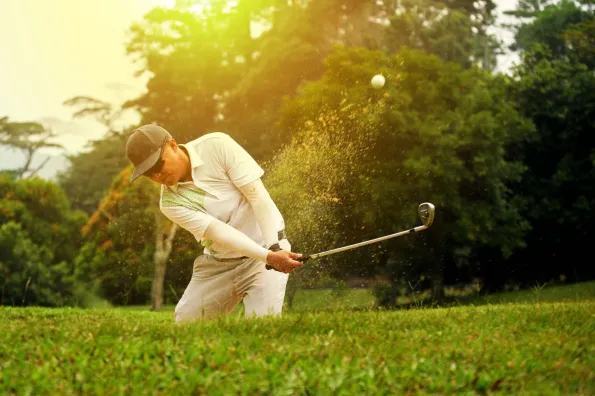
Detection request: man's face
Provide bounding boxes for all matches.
[145,139,187,186]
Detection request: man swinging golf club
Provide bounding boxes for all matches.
[126,124,303,323]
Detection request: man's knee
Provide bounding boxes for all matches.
[174,298,229,323]
[174,300,205,323]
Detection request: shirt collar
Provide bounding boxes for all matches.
[179,142,204,169]
[167,142,203,193]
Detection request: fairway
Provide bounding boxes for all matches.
[2,301,593,395]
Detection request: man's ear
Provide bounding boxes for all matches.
[167,139,178,150]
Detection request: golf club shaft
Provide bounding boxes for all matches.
[301,224,429,261]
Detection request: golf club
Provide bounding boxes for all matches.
[295,202,435,263]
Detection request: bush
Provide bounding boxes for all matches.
[0,175,97,307]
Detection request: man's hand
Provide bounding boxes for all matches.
[266,250,303,274]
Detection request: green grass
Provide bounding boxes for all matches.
[3,282,593,394]
[2,300,594,395]
[288,280,595,312]
[467,281,595,305]
[289,288,377,312]
[118,280,595,314]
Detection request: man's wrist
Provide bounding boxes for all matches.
[265,243,281,269]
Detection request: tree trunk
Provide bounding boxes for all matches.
[284,272,304,309]
[151,253,167,311]
[430,260,445,300]
[431,274,445,300]
[286,288,296,309]
[18,148,34,179]
[151,212,178,311]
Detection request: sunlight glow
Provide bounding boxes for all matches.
[159,0,176,8]
[189,4,205,14]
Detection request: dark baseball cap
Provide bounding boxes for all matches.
[126,124,172,182]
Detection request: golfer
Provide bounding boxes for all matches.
[125,124,303,322]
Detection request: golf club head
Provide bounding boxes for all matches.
[418,202,435,227]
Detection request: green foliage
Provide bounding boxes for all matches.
[272,46,533,301]
[0,175,90,306]
[504,0,557,18]
[39,0,594,307]
[75,166,197,305]
[221,0,389,158]
[123,1,383,159]
[58,96,139,215]
[124,2,240,142]
[1,302,593,394]
[57,132,131,214]
[122,0,498,163]
[386,0,477,68]
[510,0,594,59]
[562,18,595,68]
[503,44,595,284]
[75,167,158,305]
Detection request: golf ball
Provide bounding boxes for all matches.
[371,74,385,89]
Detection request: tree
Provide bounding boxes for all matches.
[57,97,134,214]
[505,0,594,60]
[504,45,595,286]
[562,18,595,67]
[385,0,476,68]
[0,116,64,179]
[123,2,239,144]
[384,0,502,70]
[0,175,89,306]
[504,0,558,18]
[123,1,396,161]
[274,45,533,301]
[57,132,131,214]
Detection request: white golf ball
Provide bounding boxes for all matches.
[371,74,385,89]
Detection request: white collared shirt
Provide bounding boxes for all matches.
[158,132,285,259]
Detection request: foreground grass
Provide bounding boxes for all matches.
[2,302,593,395]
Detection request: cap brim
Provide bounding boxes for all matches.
[130,149,162,182]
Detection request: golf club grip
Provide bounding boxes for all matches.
[265,255,310,271]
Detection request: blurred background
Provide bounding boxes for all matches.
[1,0,593,310]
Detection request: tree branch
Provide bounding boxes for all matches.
[26,156,52,179]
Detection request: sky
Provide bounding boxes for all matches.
[0,0,519,179]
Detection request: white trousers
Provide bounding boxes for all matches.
[174,239,291,323]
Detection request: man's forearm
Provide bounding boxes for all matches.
[203,217,270,262]
[239,179,283,248]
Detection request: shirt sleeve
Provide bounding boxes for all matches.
[203,217,271,262]
[160,204,214,242]
[160,201,271,262]
[216,133,264,188]
[238,178,283,248]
